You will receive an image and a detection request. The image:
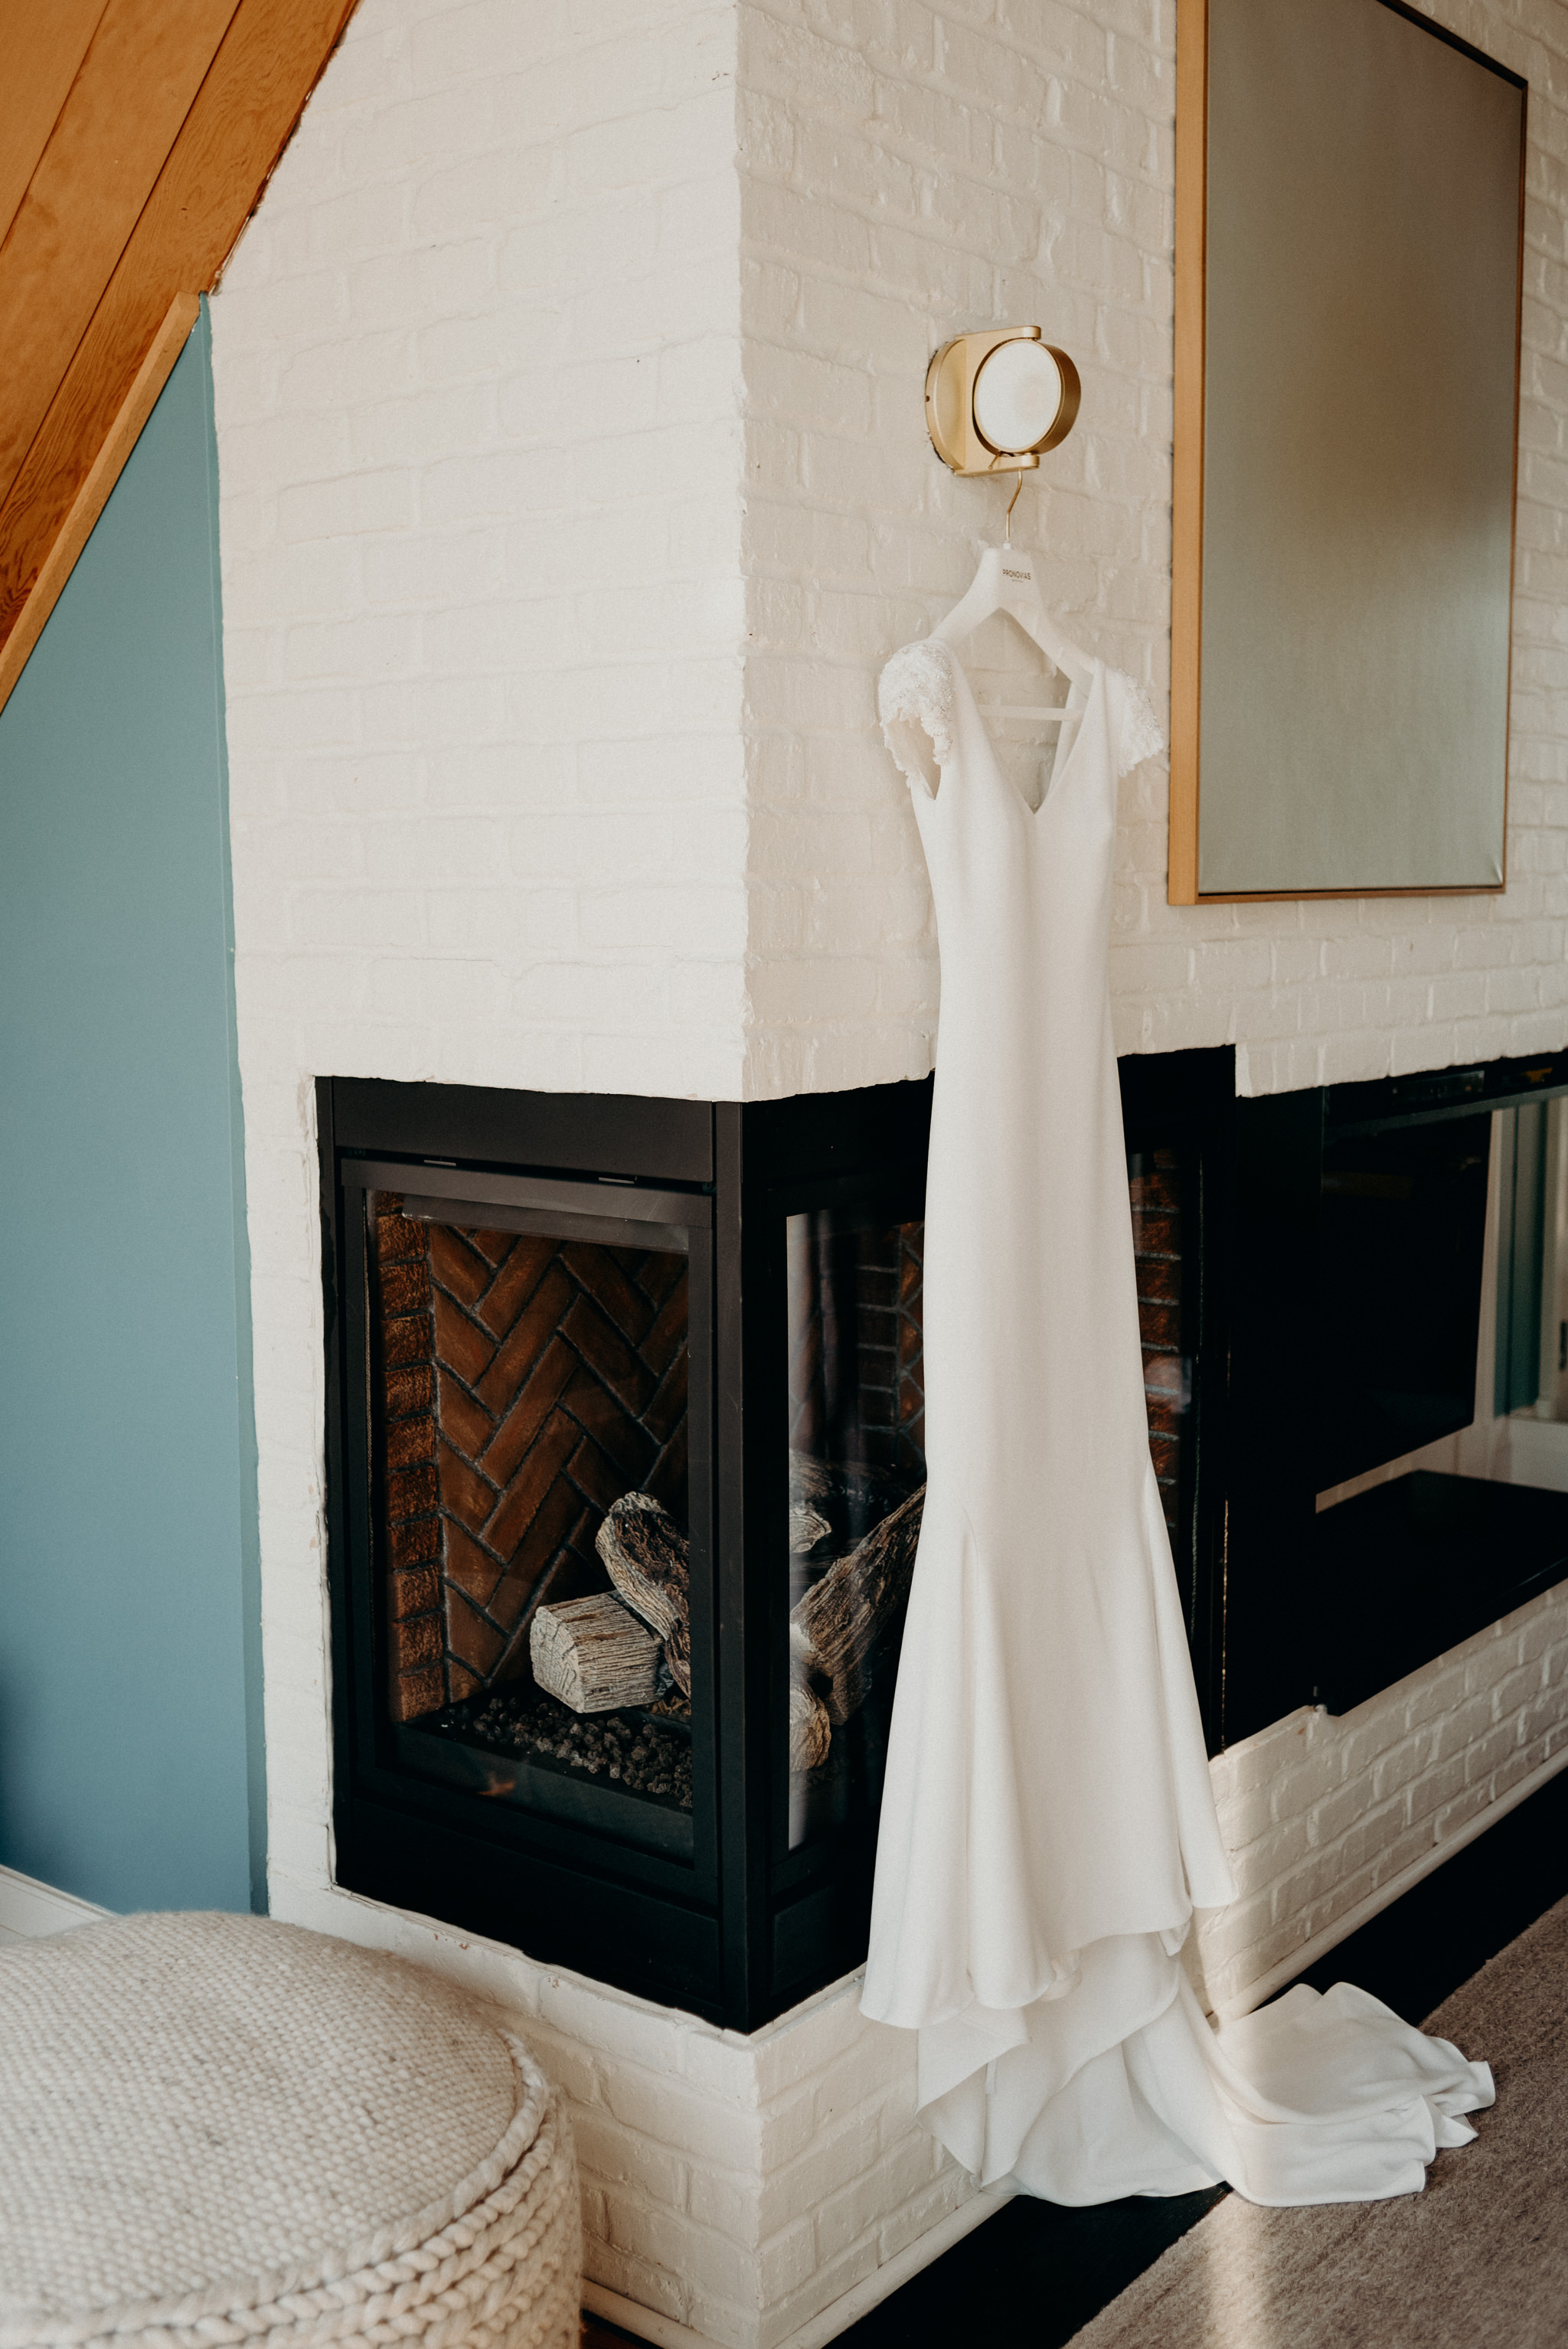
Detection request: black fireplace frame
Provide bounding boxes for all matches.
[319,1059,1237,2026]
[319,1046,1568,2029]
[319,1073,933,2030]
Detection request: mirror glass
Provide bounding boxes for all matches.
[1179,0,1524,900]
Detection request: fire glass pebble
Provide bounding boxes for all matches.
[443,1686,694,1808]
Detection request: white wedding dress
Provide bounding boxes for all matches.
[861,630,1493,2204]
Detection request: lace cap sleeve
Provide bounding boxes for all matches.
[1109,669,1166,779]
[878,639,956,795]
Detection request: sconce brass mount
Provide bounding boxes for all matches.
[925,326,1081,476]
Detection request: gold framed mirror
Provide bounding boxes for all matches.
[1171,0,1527,903]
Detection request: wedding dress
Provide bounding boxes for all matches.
[861,622,1494,2204]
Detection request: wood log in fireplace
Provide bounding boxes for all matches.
[529,1591,663,1713]
[788,1449,910,1556]
[788,1623,832,1772]
[792,1485,925,1728]
[790,1501,831,1553]
[597,1492,692,1697]
[591,1481,924,1760]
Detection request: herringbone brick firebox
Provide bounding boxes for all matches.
[375,1197,690,1722]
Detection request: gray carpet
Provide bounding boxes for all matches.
[1067,1894,1568,2349]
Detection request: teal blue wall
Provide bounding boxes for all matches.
[0,307,263,1913]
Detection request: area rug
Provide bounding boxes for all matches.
[1067,1893,1568,2349]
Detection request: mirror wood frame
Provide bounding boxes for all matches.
[1170,0,1527,906]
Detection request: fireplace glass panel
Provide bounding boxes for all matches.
[779,1160,1194,1851]
[1317,1113,1491,1490]
[369,1189,696,1852]
[785,1207,926,1850]
[327,1076,937,2027]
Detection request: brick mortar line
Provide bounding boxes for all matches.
[738,95,1174,196]
[737,227,1175,342]
[741,1,1178,98]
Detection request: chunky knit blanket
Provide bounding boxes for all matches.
[0,1911,579,2349]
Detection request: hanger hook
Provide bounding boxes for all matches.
[1004,469,1025,547]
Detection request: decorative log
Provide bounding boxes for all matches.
[792,1485,925,1728]
[530,1591,662,1714]
[789,1679,832,1772]
[789,1449,906,1540]
[788,1621,831,1772]
[589,1479,921,1766]
[789,1501,831,1555]
[789,1452,835,1505]
[597,1491,691,1697]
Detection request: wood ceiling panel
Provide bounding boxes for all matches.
[0,0,359,711]
[0,0,240,513]
[0,2,110,253]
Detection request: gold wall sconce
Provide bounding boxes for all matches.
[925,327,1081,476]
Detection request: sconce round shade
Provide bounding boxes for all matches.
[924,328,1082,475]
[972,338,1080,457]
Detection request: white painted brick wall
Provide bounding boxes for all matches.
[1197,1584,1568,2016]
[212,0,759,1991]
[215,0,749,1109]
[204,0,1568,2341]
[734,0,1568,1097]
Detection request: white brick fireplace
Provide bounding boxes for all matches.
[209,0,1568,2341]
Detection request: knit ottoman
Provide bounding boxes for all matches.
[0,1912,579,2349]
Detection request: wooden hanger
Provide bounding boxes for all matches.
[932,475,1094,725]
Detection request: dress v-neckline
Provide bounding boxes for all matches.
[939,637,1100,822]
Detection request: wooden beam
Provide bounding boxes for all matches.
[0,293,199,717]
[0,0,238,515]
[0,2,110,253]
[0,0,359,701]
[1168,0,1207,907]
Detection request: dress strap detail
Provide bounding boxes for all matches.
[879,639,957,789]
